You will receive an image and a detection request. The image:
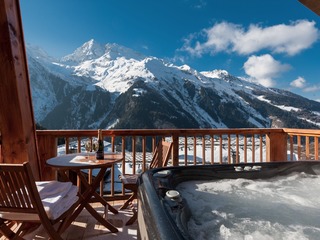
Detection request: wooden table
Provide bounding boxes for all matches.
[46,152,123,233]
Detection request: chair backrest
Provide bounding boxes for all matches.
[0,162,78,239]
[149,141,173,169]
[0,162,42,216]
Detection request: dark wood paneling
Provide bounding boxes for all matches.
[0,0,40,179]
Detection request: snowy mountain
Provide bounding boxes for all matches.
[27,39,320,130]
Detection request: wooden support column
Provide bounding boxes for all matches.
[0,0,40,179]
[299,0,320,16]
[266,131,287,162]
[36,134,57,180]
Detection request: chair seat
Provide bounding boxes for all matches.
[0,181,78,221]
[119,174,138,193]
[120,174,139,185]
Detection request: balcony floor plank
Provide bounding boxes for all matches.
[1,201,138,240]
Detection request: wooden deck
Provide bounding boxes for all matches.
[2,201,138,240]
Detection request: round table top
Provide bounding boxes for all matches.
[46,152,123,170]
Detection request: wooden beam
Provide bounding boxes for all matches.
[299,0,320,16]
[0,0,40,179]
[266,132,287,162]
[37,134,57,180]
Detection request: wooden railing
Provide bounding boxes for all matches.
[284,128,320,161]
[36,128,320,201]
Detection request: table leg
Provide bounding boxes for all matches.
[76,168,118,232]
[91,191,118,214]
[63,168,118,233]
[77,169,119,214]
[83,201,118,232]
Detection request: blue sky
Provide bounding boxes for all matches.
[21,0,320,101]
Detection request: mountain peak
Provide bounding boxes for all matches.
[61,39,105,63]
[201,69,229,79]
[104,43,146,61]
[60,40,146,64]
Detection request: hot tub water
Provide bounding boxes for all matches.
[138,162,320,240]
[177,172,320,240]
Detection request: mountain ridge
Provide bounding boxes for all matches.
[27,39,320,130]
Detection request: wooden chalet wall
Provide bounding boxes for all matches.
[299,0,320,16]
[0,0,40,179]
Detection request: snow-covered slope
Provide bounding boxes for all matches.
[27,40,320,129]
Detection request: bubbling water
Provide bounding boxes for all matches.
[176,172,320,240]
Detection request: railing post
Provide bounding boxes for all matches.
[37,134,57,180]
[172,134,179,166]
[266,131,287,162]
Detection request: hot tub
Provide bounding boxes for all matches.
[137,161,320,240]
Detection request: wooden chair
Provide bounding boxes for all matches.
[0,162,79,240]
[119,140,173,225]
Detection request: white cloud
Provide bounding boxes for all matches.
[290,77,306,88]
[194,0,207,9]
[243,54,290,87]
[289,77,320,94]
[181,20,319,56]
[304,85,320,92]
